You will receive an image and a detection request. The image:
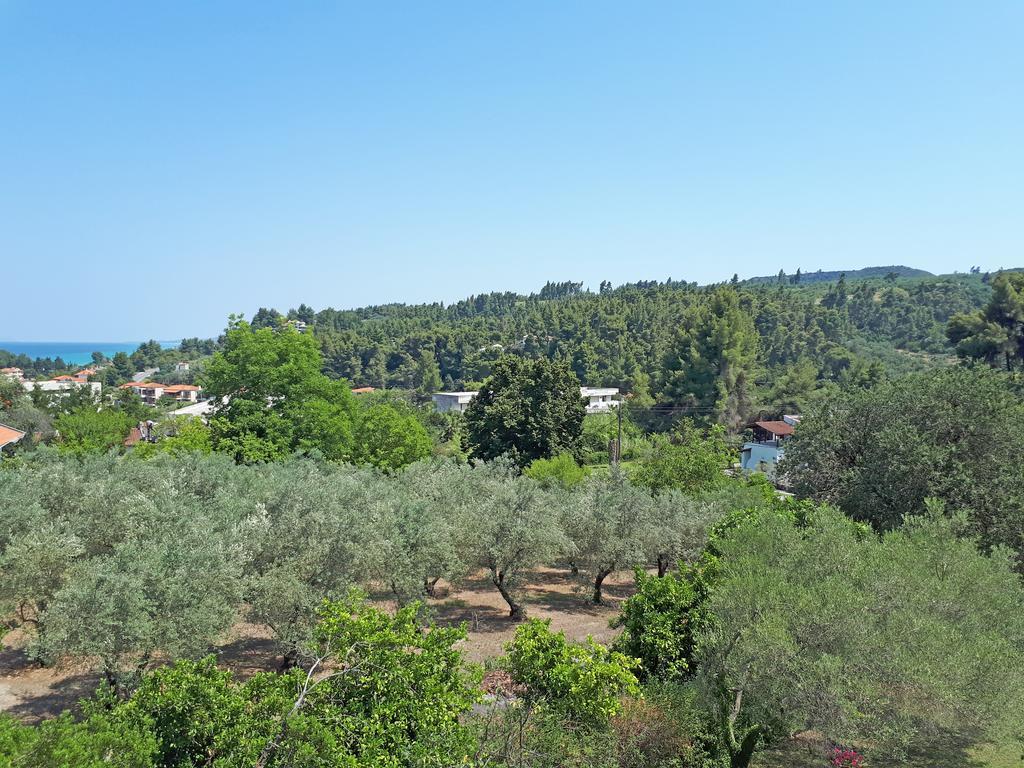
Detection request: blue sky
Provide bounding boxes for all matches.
[3,2,1022,341]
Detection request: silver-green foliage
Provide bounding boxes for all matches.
[697,501,1024,761]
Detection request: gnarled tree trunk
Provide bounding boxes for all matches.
[657,554,671,577]
[491,568,524,618]
[593,566,614,604]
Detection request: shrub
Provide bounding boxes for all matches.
[505,619,639,724]
[524,453,590,489]
[612,569,710,682]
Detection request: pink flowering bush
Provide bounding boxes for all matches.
[829,745,865,767]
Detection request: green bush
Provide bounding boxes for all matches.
[612,569,710,682]
[524,453,590,488]
[505,619,639,725]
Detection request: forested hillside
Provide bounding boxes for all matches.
[744,264,932,285]
[251,269,998,422]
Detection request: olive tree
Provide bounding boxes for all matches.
[563,471,653,603]
[464,464,567,618]
[370,460,479,601]
[647,479,777,576]
[695,503,1024,765]
[241,461,371,668]
[38,530,242,692]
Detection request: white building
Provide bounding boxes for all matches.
[120,381,167,404]
[171,400,216,419]
[432,391,478,414]
[580,387,619,414]
[23,380,102,397]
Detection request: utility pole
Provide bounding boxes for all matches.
[615,392,623,467]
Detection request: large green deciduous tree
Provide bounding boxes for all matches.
[781,366,1024,553]
[463,356,585,467]
[54,407,134,455]
[204,318,357,463]
[353,403,432,471]
[631,423,731,495]
[0,596,481,768]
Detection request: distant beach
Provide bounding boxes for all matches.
[0,341,180,366]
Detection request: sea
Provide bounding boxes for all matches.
[0,341,180,366]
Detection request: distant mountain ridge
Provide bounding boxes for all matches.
[743,265,933,285]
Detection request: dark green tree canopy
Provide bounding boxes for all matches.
[463,355,585,466]
[948,271,1024,370]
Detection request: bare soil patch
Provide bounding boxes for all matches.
[0,566,635,722]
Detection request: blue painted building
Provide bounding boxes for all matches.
[740,415,801,478]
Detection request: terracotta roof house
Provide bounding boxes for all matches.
[162,384,203,403]
[0,423,26,457]
[351,386,376,394]
[121,382,167,404]
[124,426,144,447]
[752,420,796,440]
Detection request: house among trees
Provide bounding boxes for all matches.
[1,367,24,381]
[432,391,478,414]
[433,386,620,415]
[0,422,26,458]
[740,415,801,476]
[121,382,203,404]
[580,387,619,413]
[163,384,203,402]
[24,379,102,396]
[124,420,157,447]
[120,381,166,403]
[170,399,217,419]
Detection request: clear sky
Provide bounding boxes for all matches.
[3,2,1022,341]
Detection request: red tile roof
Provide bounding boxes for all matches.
[163,384,201,393]
[754,420,795,437]
[0,423,26,449]
[351,386,376,394]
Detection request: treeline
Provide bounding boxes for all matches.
[0,338,219,386]
[248,271,992,425]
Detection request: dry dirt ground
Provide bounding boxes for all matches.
[0,566,635,723]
